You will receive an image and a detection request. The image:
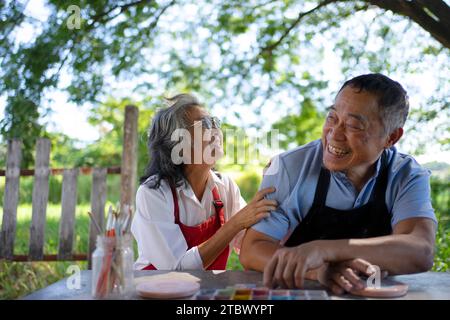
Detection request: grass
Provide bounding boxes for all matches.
[0,204,93,299]
[0,204,92,255]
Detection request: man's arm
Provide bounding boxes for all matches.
[314,217,436,294]
[241,228,323,283]
[241,217,436,274]
[262,217,436,289]
[240,155,292,271]
[240,228,281,271]
[323,217,436,274]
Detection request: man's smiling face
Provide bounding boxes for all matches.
[321,85,389,175]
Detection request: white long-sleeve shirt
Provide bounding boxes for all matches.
[131,171,247,270]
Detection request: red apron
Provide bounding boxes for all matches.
[142,184,230,270]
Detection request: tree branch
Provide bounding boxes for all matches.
[233,1,339,92]
[365,0,450,49]
[147,0,176,30]
[260,0,335,55]
[89,0,152,26]
[415,0,450,25]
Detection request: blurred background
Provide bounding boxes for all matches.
[0,0,449,299]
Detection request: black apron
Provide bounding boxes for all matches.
[284,153,392,247]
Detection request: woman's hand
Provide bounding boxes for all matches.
[197,187,276,269]
[232,187,277,230]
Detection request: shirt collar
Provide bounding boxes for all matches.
[177,170,224,198]
[210,170,225,187]
[332,150,385,182]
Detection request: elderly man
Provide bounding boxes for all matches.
[240,73,437,295]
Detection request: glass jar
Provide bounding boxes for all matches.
[91,234,134,299]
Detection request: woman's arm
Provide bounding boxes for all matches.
[197,187,277,269]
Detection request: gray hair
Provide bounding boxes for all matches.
[338,73,409,134]
[140,93,203,188]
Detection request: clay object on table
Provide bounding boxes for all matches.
[349,278,409,298]
[136,279,200,299]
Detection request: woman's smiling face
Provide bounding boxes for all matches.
[321,85,390,175]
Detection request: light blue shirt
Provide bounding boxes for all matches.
[252,139,437,240]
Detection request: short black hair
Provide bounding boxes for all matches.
[338,73,409,133]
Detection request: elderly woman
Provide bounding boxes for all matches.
[131,94,276,270]
[240,73,437,294]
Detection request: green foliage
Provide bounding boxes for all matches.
[217,121,272,175]
[84,97,156,181]
[430,178,450,272]
[0,261,87,299]
[272,98,324,149]
[0,0,162,164]
[233,170,262,203]
[434,216,450,272]
[0,0,449,298]
[1,97,42,167]
[1,0,448,161]
[227,251,244,271]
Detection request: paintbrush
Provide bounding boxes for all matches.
[105,205,114,236]
[87,211,103,234]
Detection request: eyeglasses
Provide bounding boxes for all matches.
[189,116,221,129]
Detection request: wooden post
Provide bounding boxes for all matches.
[29,138,51,260]
[120,105,139,210]
[0,139,22,259]
[57,168,79,260]
[88,168,107,269]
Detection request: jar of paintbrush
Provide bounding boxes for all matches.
[90,204,135,299]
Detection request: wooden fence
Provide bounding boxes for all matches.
[0,105,138,267]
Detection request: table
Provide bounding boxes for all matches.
[22,270,450,300]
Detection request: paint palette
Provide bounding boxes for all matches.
[194,284,329,300]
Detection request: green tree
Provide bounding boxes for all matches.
[1,0,449,164]
[82,97,155,178]
[272,97,325,149]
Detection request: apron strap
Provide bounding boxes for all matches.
[312,166,331,208]
[211,186,225,226]
[170,184,225,225]
[169,184,181,224]
[372,151,389,201]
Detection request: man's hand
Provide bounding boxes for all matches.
[263,241,328,289]
[317,258,388,295]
